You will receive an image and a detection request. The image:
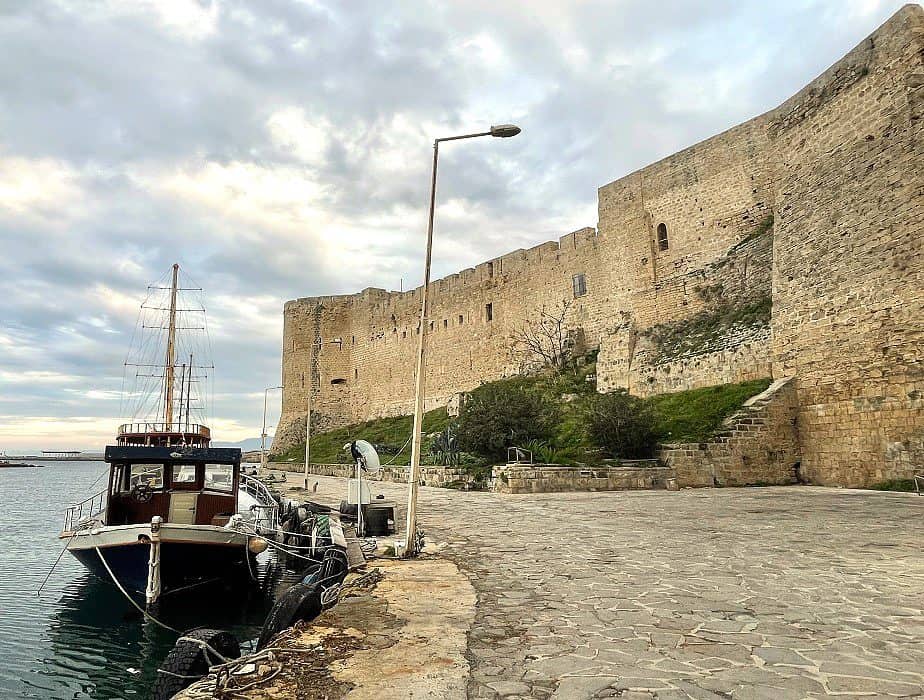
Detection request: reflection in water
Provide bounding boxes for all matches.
[0,462,303,700]
[38,561,297,699]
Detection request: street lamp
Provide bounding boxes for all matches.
[404,124,521,556]
[261,385,283,472]
[302,330,344,488]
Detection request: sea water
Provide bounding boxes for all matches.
[0,461,295,699]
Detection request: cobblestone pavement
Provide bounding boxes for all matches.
[292,477,924,699]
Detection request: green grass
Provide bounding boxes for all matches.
[271,407,451,465]
[646,378,773,443]
[869,479,917,492]
[272,374,773,467]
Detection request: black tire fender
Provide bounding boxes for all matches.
[257,583,322,650]
[153,628,240,700]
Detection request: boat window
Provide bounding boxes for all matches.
[205,464,234,492]
[172,464,197,486]
[129,464,163,490]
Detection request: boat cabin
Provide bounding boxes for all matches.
[104,446,242,527]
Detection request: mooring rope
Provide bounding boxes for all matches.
[36,533,76,596]
[94,546,180,633]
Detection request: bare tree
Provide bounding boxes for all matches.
[510,300,576,372]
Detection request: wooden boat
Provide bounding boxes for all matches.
[58,264,279,603]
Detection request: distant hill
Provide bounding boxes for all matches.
[213,437,269,452]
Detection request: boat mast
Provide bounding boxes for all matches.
[185,353,193,431]
[164,263,179,426]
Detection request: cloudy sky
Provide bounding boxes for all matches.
[0,0,908,451]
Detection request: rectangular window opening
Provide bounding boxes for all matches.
[572,273,587,298]
[485,303,493,322]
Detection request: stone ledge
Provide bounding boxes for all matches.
[492,463,674,494]
[270,462,477,488]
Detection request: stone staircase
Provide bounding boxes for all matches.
[660,377,801,487]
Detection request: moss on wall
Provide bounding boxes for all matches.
[643,296,771,362]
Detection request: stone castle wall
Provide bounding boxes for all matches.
[277,6,924,487]
[767,6,924,486]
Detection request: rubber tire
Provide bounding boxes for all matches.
[257,583,323,650]
[153,628,240,700]
[316,547,349,604]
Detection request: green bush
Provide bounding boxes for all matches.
[869,479,917,492]
[456,377,558,461]
[586,389,657,459]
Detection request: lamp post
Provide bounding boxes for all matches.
[404,124,521,556]
[304,313,322,489]
[261,385,283,472]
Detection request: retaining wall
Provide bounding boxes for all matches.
[491,463,674,494]
[269,462,477,489]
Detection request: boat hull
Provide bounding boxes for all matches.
[63,524,253,596]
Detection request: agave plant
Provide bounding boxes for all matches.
[429,423,461,466]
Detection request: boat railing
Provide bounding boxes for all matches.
[63,489,107,532]
[240,473,279,535]
[117,422,211,438]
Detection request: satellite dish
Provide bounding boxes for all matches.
[352,440,381,475]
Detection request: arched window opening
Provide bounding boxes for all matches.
[657,223,669,251]
[331,378,347,385]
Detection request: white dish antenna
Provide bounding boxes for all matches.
[353,439,381,475]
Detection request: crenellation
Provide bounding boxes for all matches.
[275,5,923,488]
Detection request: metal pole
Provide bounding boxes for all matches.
[404,140,439,556]
[261,388,268,472]
[262,385,283,473]
[401,125,519,556]
[356,460,364,537]
[304,381,311,489]
[304,312,320,489]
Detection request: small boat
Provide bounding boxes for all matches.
[59,264,279,604]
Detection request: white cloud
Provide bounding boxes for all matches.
[267,107,332,165]
[0,156,86,226]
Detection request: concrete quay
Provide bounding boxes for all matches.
[277,476,923,699]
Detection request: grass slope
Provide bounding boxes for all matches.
[273,375,772,468]
[272,408,450,465]
[647,378,772,443]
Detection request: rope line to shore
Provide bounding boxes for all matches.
[94,546,180,633]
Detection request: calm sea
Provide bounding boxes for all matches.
[0,461,295,699]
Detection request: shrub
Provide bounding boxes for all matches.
[586,389,657,459]
[456,377,558,461]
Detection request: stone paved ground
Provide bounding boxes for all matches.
[288,477,924,699]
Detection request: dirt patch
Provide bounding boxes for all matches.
[177,558,475,699]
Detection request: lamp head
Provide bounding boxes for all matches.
[490,124,521,138]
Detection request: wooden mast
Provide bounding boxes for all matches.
[164,263,179,426]
[185,352,193,431]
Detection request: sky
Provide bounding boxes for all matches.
[0,0,911,451]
